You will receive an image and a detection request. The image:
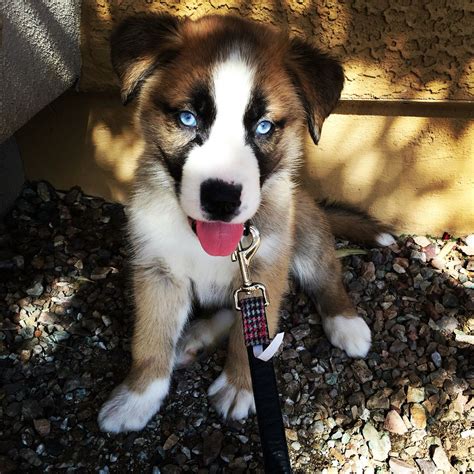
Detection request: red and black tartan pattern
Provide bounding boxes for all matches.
[240,296,270,347]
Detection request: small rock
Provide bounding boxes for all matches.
[437,316,458,332]
[202,431,223,466]
[33,419,51,436]
[407,386,425,403]
[393,263,406,274]
[410,404,426,429]
[163,434,179,450]
[432,445,453,472]
[454,330,474,345]
[19,326,35,340]
[430,351,442,368]
[415,459,437,474]
[362,422,391,461]
[389,458,417,474]
[390,388,406,410]
[90,267,112,281]
[442,292,459,308]
[367,390,390,410]
[410,250,427,262]
[37,182,51,202]
[414,236,431,247]
[384,410,407,435]
[431,257,446,270]
[19,448,42,467]
[351,359,373,384]
[290,324,310,341]
[26,282,44,297]
[285,429,298,441]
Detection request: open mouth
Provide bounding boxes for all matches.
[188,218,244,257]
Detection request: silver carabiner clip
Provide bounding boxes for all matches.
[231,225,269,310]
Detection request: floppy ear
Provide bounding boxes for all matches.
[110,14,182,104]
[287,38,344,144]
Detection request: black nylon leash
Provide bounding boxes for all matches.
[232,227,292,473]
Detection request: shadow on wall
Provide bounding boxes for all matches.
[16,1,474,235]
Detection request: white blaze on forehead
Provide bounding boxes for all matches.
[179,52,261,223]
[212,53,255,133]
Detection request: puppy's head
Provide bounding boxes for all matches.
[112,14,343,255]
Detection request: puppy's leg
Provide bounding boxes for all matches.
[209,263,289,420]
[292,191,371,358]
[176,309,235,367]
[98,266,190,433]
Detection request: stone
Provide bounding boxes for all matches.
[26,282,44,297]
[362,422,391,461]
[414,236,431,247]
[432,446,453,472]
[437,316,458,332]
[22,399,44,419]
[384,410,407,435]
[410,250,427,262]
[37,182,51,202]
[415,459,437,474]
[389,458,417,474]
[442,292,459,308]
[290,324,310,341]
[202,431,223,466]
[90,267,112,280]
[367,390,390,410]
[163,434,179,451]
[410,404,427,430]
[33,418,51,436]
[393,263,406,274]
[390,388,406,410]
[351,359,373,384]
[430,351,442,368]
[407,386,425,403]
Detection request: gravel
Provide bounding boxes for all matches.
[1,181,473,472]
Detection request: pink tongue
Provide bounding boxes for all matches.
[195,221,244,257]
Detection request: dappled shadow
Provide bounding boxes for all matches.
[71,0,474,235]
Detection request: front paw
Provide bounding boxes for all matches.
[98,378,169,433]
[208,373,255,420]
[323,315,371,358]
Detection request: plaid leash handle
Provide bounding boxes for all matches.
[240,296,270,347]
[240,295,292,474]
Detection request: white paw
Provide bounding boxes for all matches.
[376,232,396,247]
[323,315,371,358]
[208,373,255,420]
[97,378,169,433]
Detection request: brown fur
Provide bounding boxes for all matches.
[98,13,391,431]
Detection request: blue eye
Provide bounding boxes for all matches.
[255,120,273,136]
[179,111,197,128]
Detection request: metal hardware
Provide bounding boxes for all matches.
[232,225,269,310]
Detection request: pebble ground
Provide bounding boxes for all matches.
[0,182,473,473]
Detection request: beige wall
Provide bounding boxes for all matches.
[17,92,474,236]
[14,1,474,236]
[80,0,473,101]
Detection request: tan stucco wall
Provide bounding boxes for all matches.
[16,92,474,236]
[13,1,474,236]
[80,0,473,101]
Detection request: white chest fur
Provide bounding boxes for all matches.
[129,196,238,306]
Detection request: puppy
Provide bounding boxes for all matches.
[98,13,394,433]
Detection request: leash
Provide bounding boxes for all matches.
[231,225,293,473]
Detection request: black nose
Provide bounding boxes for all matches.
[200,179,242,221]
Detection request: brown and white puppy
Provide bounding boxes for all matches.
[98,14,394,433]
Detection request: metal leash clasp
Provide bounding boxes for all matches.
[231,225,269,311]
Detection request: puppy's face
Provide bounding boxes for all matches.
[111,14,343,253]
